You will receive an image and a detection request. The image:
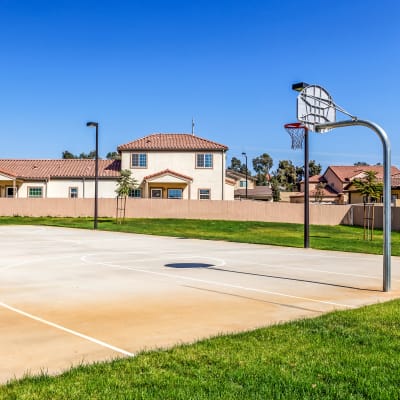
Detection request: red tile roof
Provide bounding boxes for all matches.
[118,133,228,152]
[300,174,324,184]
[310,185,340,197]
[0,159,121,180]
[309,174,322,183]
[0,168,17,178]
[327,165,400,182]
[144,169,193,182]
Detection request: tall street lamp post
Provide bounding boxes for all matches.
[241,152,248,199]
[86,121,99,230]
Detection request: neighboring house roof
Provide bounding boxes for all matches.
[226,170,257,182]
[225,177,236,186]
[143,169,193,182]
[0,159,121,180]
[326,165,400,183]
[117,133,228,152]
[291,184,339,199]
[309,174,323,183]
[299,174,325,184]
[235,186,272,199]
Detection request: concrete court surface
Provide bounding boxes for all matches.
[1,225,400,383]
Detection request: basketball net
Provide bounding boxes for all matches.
[284,123,306,150]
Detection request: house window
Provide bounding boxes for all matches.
[6,187,16,198]
[151,188,162,198]
[196,153,213,168]
[129,188,142,198]
[28,187,43,198]
[168,189,183,199]
[199,189,210,200]
[69,187,78,198]
[131,153,147,168]
[239,180,248,188]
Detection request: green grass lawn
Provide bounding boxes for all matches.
[2,300,400,399]
[1,217,399,398]
[0,216,397,255]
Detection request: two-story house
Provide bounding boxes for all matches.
[118,133,232,200]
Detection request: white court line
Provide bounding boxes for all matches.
[0,301,134,357]
[0,254,79,272]
[81,256,355,309]
[226,247,390,262]
[238,260,385,280]
[83,251,400,283]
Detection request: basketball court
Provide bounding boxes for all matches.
[1,225,400,383]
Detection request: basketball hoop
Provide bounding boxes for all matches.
[284,122,307,150]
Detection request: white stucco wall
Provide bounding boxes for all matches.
[16,179,118,198]
[17,182,46,198]
[121,150,231,200]
[225,182,234,200]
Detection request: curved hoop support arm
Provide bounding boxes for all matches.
[315,119,391,292]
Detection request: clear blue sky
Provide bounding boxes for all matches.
[1,0,399,173]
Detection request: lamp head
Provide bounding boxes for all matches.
[86,121,98,128]
[292,82,309,92]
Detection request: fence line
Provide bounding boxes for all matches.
[0,198,355,226]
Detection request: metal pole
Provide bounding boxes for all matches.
[304,127,309,248]
[87,121,99,230]
[94,124,99,230]
[245,156,248,199]
[242,152,248,199]
[316,119,391,292]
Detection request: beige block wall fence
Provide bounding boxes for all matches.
[0,199,399,230]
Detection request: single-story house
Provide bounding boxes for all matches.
[0,159,120,199]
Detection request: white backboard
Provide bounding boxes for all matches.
[297,85,336,132]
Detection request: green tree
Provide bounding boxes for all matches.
[314,182,326,203]
[79,150,97,159]
[274,160,297,191]
[62,150,98,159]
[296,160,322,182]
[252,153,273,186]
[228,157,249,175]
[354,161,369,166]
[352,170,383,203]
[62,150,77,159]
[106,151,121,160]
[115,169,138,198]
[309,160,322,177]
[270,177,281,202]
[228,157,242,172]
